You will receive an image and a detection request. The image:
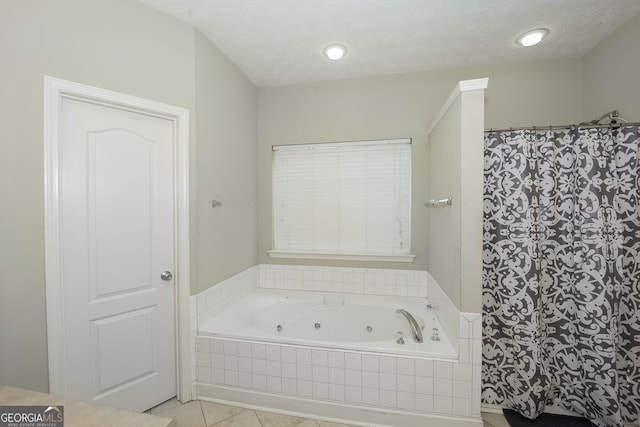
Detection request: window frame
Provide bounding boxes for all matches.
[269,138,415,262]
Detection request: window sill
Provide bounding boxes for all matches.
[267,250,416,263]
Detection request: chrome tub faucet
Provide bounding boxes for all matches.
[396,309,424,343]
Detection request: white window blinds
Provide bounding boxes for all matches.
[272,138,412,259]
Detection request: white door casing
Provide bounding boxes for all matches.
[44,76,191,410]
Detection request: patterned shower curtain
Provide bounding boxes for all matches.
[482,125,640,427]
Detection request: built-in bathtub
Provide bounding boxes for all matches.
[199,289,457,359]
[194,269,483,427]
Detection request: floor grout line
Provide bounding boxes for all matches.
[198,400,206,427]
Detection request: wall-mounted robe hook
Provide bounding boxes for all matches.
[212,200,223,208]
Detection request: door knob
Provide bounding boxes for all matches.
[160,271,173,281]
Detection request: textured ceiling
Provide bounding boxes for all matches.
[139,0,640,87]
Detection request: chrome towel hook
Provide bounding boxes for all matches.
[424,197,452,208]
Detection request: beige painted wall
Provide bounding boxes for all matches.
[257,59,583,271]
[581,13,640,122]
[193,31,258,294]
[428,84,485,314]
[0,0,257,393]
[428,97,462,306]
[458,89,486,314]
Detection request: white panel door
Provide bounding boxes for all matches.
[59,97,176,411]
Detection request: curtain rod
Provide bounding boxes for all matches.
[487,110,640,133]
[486,122,640,133]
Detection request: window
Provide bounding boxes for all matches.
[270,138,414,262]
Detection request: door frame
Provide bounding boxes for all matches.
[43,76,192,404]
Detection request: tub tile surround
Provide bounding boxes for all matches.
[192,264,482,425]
[426,271,462,356]
[259,264,428,298]
[190,265,261,387]
[196,265,261,325]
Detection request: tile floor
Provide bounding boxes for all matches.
[147,398,510,427]
[482,411,510,427]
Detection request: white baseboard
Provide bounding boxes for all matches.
[197,383,483,427]
[480,403,503,414]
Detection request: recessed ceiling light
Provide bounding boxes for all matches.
[516,28,549,47]
[323,44,347,60]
